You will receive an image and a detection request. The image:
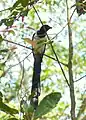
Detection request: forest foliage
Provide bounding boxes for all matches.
[0,0,86,120]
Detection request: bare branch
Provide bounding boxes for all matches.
[51,7,76,40]
[44,54,68,67]
[3,39,68,67]
[66,0,76,119]
[3,39,32,50]
[0,52,32,78]
[74,75,86,82]
[0,7,11,13]
[7,52,32,71]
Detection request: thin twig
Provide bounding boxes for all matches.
[7,52,32,72]
[51,7,76,40]
[0,7,12,13]
[44,54,68,67]
[51,24,67,40]
[3,39,67,66]
[3,39,32,50]
[19,60,24,120]
[0,52,32,78]
[20,60,25,88]
[33,5,70,86]
[70,8,76,20]
[74,75,86,82]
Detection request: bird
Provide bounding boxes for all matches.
[30,25,52,109]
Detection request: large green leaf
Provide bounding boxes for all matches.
[34,92,61,119]
[0,101,18,115]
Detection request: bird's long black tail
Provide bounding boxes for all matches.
[31,54,43,109]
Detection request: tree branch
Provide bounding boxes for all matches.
[0,52,32,78]
[66,0,76,119]
[44,54,68,67]
[0,7,12,13]
[3,39,68,67]
[51,8,76,40]
[74,75,86,82]
[3,39,32,50]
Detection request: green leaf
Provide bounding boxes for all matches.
[0,92,3,102]
[20,0,29,7]
[34,92,61,119]
[8,30,15,35]
[0,92,3,98]
[0,34,3,43]
[21,8,29,16]
[7,118,18,120]
[0,101,18,115]
[11,0,21,11]
[0,63,5,71]
[5,18,14,27]
[1,18,7,24]
[0,18,14,27]
[0,49,9,53]
[10,10,19,17]
[22,101,34,113]
[0,20,3,26]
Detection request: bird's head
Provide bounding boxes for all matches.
[40,25,52,33]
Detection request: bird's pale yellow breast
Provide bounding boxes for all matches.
[33,36,47,54]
